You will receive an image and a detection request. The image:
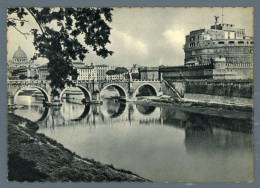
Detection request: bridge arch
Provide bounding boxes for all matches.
[59,85,92,101]
[14,86,51,104]
[100,84,128,100]
[133,83,158,98]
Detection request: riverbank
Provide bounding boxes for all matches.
[134,98,253,120]
[8,113,149,182]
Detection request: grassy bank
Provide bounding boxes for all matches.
[8,113,149,182]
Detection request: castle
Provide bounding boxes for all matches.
[160,16,254,80]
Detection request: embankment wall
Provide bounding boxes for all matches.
[166,79,253,105]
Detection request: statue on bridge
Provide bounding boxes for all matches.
[160,72,163,81]
[128,72,132,81]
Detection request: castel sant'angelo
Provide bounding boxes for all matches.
[184,16,254,66]
[160,15,254,80]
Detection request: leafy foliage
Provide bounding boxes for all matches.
[7,7,113,95]
[114,67,128,74]
[106,67,128,75]
[33,74,39,79]
[19,74,27,80]
[106,70,115,75]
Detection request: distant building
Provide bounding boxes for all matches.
[7,46,38,79]
[38,64,49,80]
[73,62,97,81]
[184,19,254,66]
[160,17,254,80]
[95,64,110,81]
[8,46,31,67]
[160,64,214,80]
[160,56,253,80]
[139,67,159,80]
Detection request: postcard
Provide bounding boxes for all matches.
[7,7,254,182]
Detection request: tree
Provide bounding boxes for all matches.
[106,70,115,75]
[33,74,39,79]
[19,74,27,80]
[106,67,128,76]
[114,67,128,74]
[7,7,113,96]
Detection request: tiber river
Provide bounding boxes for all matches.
[12,94,253,182]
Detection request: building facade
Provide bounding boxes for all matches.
[160,64,214,80]
[95,64,110,81]
[38,64,49,80]
[73,62,97,81]
[139,67,159,80]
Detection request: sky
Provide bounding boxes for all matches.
[7,7,254,67]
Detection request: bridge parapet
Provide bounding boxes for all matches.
[7,80,50,85]
[72,79,161,83]
[72,80,92,84]
[132,79,161,82]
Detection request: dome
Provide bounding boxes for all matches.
[13,46,27,60]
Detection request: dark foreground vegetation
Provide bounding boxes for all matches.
[8,113,149,182]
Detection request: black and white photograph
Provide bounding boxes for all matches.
[6,7,254,182]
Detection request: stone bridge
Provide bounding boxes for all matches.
[7,79,164,104]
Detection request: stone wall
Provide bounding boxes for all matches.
[161,80,182,98]
[165,79,253,104]
[185,80,253,98]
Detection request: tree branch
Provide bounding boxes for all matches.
[26,8,46,39]
[11,25,29,39]
[7,18,29,22]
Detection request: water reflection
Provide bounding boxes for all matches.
[101,100,127,118]
[37,107,49,122]
[12,95,253,182]
[136,105,156,115]
[71,104,91,121]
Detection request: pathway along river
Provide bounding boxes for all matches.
[12,95,253,182]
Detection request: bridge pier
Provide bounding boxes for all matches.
[91,92,100,101]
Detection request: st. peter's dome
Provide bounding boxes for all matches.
[13,46,27,61]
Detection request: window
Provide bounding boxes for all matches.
[238,41,244,44]
[218,41,225,44]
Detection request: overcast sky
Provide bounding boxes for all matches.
[7,7,253,67]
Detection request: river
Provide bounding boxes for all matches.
[11,95,253,182]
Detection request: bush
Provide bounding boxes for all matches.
[19,74,27,80]
[106,70,115,75]
[33,75,39,79]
